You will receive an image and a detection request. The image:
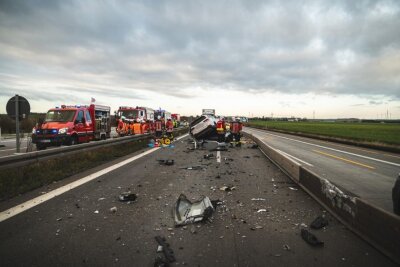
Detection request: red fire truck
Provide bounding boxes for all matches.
[32,104,111,150]
[116,106,155,136]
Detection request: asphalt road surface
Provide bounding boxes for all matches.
[0,135,395,266]
[244,127,400,213]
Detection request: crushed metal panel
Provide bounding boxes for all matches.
[173,194,215,226]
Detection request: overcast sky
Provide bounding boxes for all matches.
[0,0,399,118]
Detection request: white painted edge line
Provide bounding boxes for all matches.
[217,150,221,163]
[0,133,188,223]
[249,128,400,167]
[276,149,314,167]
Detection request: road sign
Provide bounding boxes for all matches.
[6,95,30,120]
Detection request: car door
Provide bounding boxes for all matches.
[74,110,85,142]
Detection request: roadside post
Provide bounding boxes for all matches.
[6,95,30,153]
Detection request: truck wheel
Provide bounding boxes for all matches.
[36,143,47,150]
[68,135,78,146]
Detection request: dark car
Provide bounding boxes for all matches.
[393,174,400,215]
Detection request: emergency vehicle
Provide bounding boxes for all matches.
[32,104,111,150]
[154,108,172,127]
[116,106,155,136]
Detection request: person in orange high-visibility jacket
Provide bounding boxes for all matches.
[216,117,226,142]
[166,118,174,138]
[155,116,163,138]
[230,119,242,142]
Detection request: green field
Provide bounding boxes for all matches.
[248,120,400,146]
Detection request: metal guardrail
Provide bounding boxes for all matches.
[0,127,189,170]
[0,134,150,169]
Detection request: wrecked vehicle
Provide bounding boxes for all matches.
[173,194,215,226]
[189,115,218,140]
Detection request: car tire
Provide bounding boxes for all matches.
[68,135,78,146]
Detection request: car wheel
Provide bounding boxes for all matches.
[68,135,78,146]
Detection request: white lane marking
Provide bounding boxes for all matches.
[0,133,188,222]
[276,149,314,167]
[249,129,400,167]
[217,150,221,163]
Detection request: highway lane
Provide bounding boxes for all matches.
[244,127,400,213]
[0,135,395,266]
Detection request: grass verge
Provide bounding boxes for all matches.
[248,121,400,146]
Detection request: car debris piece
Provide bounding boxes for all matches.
[110,206,118,213]
[301,229,324,247]
[220,186,236,192]
[283,244,291,251]
[173,194,215,226]
[310,216,329,229]
[288,187,298,191]
[155,236,176,263]
[157,159,175,166]
[257,209,267,213]
[179,165,204,170]
[119,192,137,202]
[203,153,214,159]
[251,198,266,201]
[154,255,169,267]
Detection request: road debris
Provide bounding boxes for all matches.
[249,144,258,149]
[251,198,266,201]
[283,244,291,251]
[94,210,99,214]
[301,229,324,247]
[203,153,214,159]
[219,185,236,192]
[173,194,215,226]
[155,236,176,264]
[257,209,267,213]
[179,165,204,170]
[110,206,117,213]
[288,187,298,191]
[157,159,175,166]
[310,215,329,229]
[118,192,137,202]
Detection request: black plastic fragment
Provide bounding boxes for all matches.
[155,236,176,263]
[157,159,175,166]
[301,229,324,247]
[310,216,329,229]
[118,192,137,202]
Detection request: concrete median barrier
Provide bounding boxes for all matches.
[245,131,400,265]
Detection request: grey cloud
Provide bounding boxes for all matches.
[0,0,399,103]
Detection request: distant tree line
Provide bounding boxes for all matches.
[0,113,45,134]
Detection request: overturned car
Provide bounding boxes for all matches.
[189,114,242,144]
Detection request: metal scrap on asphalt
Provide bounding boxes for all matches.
[173,194,215,226]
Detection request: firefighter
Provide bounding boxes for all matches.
[166,118,174,139]
[230,118,242,144]
[155,115,163,138]
[216,117,226,143]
